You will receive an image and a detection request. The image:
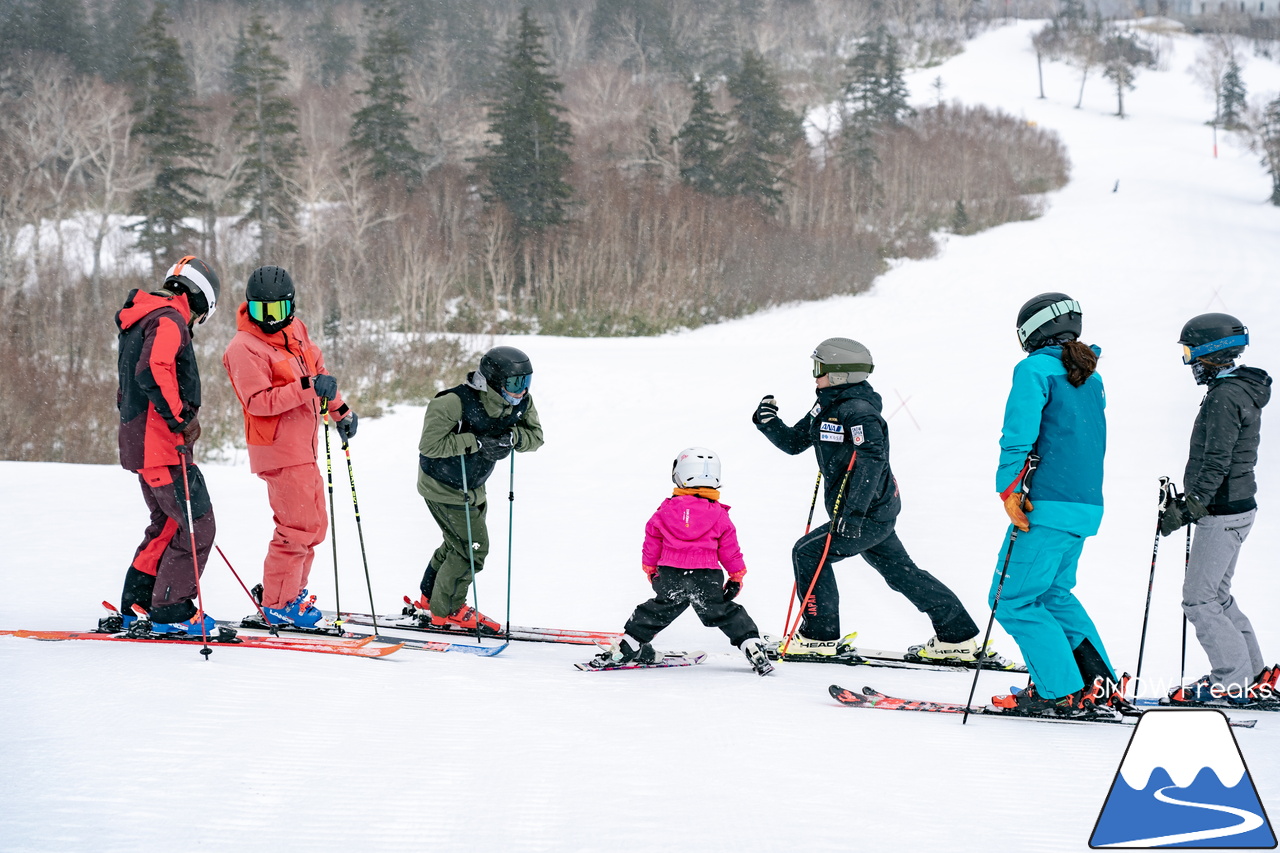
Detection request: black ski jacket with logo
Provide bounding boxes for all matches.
[755,381,901,525]
[1184,366,1271,515]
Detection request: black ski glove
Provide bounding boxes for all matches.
[1184,494,1209,524]
[753,395,778,425]
[1159,497,1186,537]
[723,579,742,602]
[336,411,358,444]
[311,373,338,400]
[476,431,515,462]
[834,515,863,538]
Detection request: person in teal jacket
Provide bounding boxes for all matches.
[989,293,1128,719]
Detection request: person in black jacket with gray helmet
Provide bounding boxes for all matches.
[1160,313,1272,705]
[753,338,988,661]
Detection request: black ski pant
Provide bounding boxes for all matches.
[122,464,215,623]
[792,518,977,642]
[624,567,760,647]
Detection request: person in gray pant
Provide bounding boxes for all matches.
[1160,313,1272,704]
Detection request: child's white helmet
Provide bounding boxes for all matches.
[672,447,721,489]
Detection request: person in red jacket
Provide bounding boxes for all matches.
[222,266,357,628]
[115,256,221,635]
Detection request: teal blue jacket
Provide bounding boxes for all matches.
[997,345,1106,537]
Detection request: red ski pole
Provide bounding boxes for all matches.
[779,470,823,647]
[781,452,857,656]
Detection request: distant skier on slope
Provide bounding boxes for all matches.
[988,294,1128,718]
[1160,313,1271,706]
[752,338,987,662]
[114,256,221,635]
[604,448,774,675]
[222,266,357,628]
[410,346,544,633]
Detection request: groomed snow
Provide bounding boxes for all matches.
[3,20,1279,852]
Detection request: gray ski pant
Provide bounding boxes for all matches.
[1182,509,1265,695]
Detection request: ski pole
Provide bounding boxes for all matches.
[781,454,857,656]
[1132,476,1174,699]
[459,450,482,644]
[215,544,279,636]
[322,399,342,624]
[964,453,1039,724]
[780,471,823,650]
[340,434,378,633]
[505,451,515,642]
[178,445,212,660]
[1180,521,1191,690]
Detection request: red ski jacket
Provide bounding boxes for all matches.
[116,289,200,478]
[222,303,347,474]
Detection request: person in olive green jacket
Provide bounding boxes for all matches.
[411,346,544,632]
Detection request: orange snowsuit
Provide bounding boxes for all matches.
[222,303,349,608]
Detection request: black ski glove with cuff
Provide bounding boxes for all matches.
[753,395,778,425]
[311,374,338,400]
[723,579,742,602]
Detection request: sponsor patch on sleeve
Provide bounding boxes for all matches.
[851,424,864,446]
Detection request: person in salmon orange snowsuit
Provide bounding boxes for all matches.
[115,256,221,635]
[604,447,773,676]
[222,265,357,628]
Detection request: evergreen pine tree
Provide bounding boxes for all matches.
[307,6,355,89]
[472,7,574,235]
[92,0,146,83]
[0,0,93,74]
[720,50,802,213]
[1261,94,1280,207]
[1220,61,1247,130]
[674,76,728,195]
[876,34,915,126]
[229,12,302,256]
[127,2,210,267]
[349,0,424,187]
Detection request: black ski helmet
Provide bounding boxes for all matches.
[1178,312,1248,364]
[479,346,533,397]
[245,265,296,333]
[164,256,220,324]
[1016,292,1082,353]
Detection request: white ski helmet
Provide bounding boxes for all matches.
[672,447,722,489]
[812,337,874,385]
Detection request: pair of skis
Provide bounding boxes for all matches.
[762,634,1027,673]
[829,685,1258,728]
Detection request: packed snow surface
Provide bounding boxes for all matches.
[3,20,1280,853]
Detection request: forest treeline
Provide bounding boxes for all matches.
[0,0,1076,464]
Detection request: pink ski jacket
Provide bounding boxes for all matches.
[641,493,747,579]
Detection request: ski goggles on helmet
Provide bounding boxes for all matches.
[1181,333,1247,364]
[1016,298,1080,348]
[502,373,532,394]
[813,359,874,378]
[248,298,294,324]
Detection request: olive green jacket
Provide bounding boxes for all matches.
[416,371,544,505]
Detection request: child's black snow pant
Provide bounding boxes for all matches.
[624,567,759,647]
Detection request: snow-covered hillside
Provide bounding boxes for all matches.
[3,21,1280,853]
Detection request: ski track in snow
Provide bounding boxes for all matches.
[4,20,1280,853]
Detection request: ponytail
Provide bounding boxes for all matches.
[1060,340,1097,387]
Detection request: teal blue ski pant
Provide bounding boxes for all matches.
[989,525,1113,700]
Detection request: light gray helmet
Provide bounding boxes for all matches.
[812,337,874,385]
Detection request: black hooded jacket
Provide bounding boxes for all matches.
[1184,366,1271,515]
[755,381,901,525]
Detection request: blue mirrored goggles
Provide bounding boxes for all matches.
[503,373,532,394]
[248,298,294,324]
[1181,333,1247,365]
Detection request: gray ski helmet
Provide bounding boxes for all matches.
[812,337,873,385]
[1016,292,1082,352]
[480,346,533,397]
[163,256,220,324]
[1178,312,1248,364]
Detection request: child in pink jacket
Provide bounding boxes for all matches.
[607,447,773,676]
